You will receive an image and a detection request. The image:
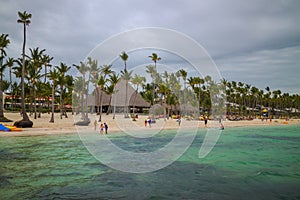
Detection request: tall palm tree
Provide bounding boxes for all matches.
[0,33,10,121]
[16,11,32,127]
[121,68,133,118]
[97,75,106,122]
[74,62,89,120]
[148,53,161,107]
[48,69,59,123]
[56,63,71,119]
[120,51,130,118]
[178,69,188,115]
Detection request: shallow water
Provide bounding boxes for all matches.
[0,125,300,199]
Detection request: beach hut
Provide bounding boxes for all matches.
[91,79,150,113]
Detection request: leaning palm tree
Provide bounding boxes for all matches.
[15,11,33,127]
[48,69,59,123]
[120,51,130,118]
[0,33,11,122]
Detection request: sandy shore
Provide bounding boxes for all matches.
[1,112,299,137]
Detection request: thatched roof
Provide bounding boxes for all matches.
[90,79,150,108]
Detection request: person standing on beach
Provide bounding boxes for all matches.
[104,123,108,134]
[204,116,208,127]
[177,118,181,126]
[144,119,147,127]
[94,120,97,131]
[148,118,152,127]
[100,124,104,134]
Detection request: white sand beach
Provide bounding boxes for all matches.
[0,112,299,137]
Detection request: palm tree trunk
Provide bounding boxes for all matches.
[98,90,103,122]
[21,24,30,121]
[124,80,129,118]
[60,85,63,119]
[106,95,112,115]
[0,64,4,118]
[34,88,37,119]
[9,67,13,111]
[49,85,55,123]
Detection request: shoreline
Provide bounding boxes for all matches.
[0,112,299,137]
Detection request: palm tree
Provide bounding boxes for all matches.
[56,63,71,119]
[26,59,43,119]
[41,54,53,83]
[48,69,59,123]
[121,68,133,118]
[97,64,113,121]
[106,73,119,117]
[28,47,46,119]
[74,62,89,120]
[120,51,130,118]
[131,74,146,118]
[16,11,32,127]
[177,69,188,115]
[148,53,161,106]
[4,58,15,93]
[146,65,158,106]
[4,58,15,110]
[97,75,106,122]
[0,33,10,121]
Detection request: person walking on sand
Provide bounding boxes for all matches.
[144,119,147,127]
[104,123,108,134]
[204,116,208,127]
[177,117,181,126]
[100,124,104,134]
[148,118,152,127]
[94,120,97,131]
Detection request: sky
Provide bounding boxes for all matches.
[0,0,299,94]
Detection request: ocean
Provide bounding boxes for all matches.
[0,125,299,199]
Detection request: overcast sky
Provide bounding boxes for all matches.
[1,0,299,93]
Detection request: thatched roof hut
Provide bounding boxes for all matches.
[90,79,150,108]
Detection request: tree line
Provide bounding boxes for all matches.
[0,11,299,127]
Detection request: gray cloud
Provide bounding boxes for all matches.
[0,0,299,93]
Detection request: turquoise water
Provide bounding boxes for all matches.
[0,125,300,199]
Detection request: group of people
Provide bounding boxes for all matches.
[94,120,108,134]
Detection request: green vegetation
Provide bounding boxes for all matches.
[0,11,299,125]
